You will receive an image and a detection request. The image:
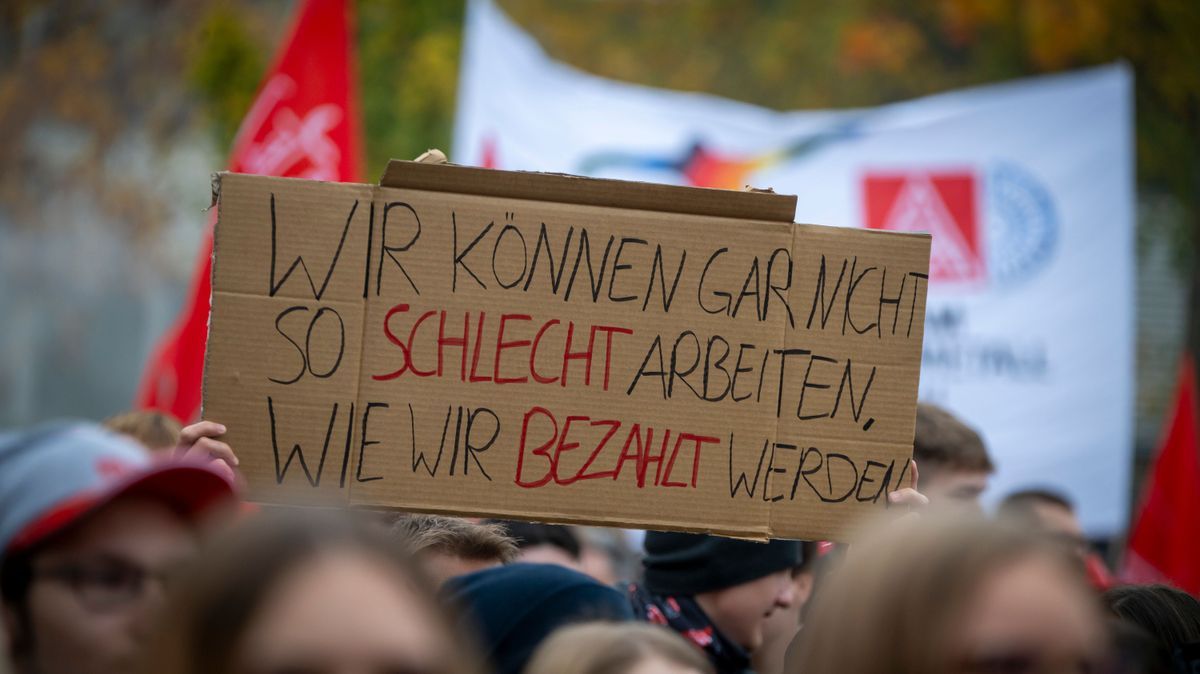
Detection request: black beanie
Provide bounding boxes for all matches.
[443,563,634,674]
[642,531,802,596]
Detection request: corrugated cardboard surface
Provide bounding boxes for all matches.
[203,161,930,541]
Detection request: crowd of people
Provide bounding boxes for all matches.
[0,404,1196,674]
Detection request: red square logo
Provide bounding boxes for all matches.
[863,171,983,283]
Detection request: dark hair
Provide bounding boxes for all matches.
[0,547,35,662]
[139,510,482,674]
[1104,584,1200,656]
[489,520,581,559]
[389,514,519,563]
[913,403,994,474]
[1105,617,1174,674]
[996,488,1075,529]
[999,488,1073,513]
[0,548,32,608]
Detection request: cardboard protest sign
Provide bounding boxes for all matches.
[203,160,931,541]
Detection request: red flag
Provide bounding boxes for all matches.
[136,0,363,420]
[1122,353,1200,595]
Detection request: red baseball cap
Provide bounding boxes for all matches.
[0,422,237,556]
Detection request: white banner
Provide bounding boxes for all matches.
[453,0,1135,536]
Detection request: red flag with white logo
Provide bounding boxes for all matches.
[136,0,363,420]
[1122,354,1200,596]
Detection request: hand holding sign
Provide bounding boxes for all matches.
[886,460,927,508]
[175,421,239,482]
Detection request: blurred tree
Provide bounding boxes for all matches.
[188,3,267,149]
[357,0,464,176]
[0,0,217,244]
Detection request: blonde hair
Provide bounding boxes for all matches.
[389,514,519,563]
[789,512,1092,674]
[103,410,182,451]
[525,622,714,674]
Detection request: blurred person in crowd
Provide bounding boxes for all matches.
[998,488,1115,589]
[444,563,633,674]
[142,509,482,674]
[914,402,995,508]
[103,410,183,453]
[1105,584,1200,673]
[629,533,801,674]
[389,514,518,586]
[631,480,925,674]
[0,422,235,674]
[788,512,1106,674]
[490,520,585,571]
[998,489,1086,553]
[577,527,639,587]
[750,541,819,674]
[525,622,714,674]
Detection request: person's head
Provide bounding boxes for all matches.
[102,411,183,453]
[142,509,480,674]
[790,513,1105,674]
[0,422,235,674]
[576,527,639,586]
[443,562,634,674]
[388,510,516,585]
[388,514,518,586]
[1104,584,1200,667]
[641,532,801,652]
[525,622,714,674]
[490,521,582,570]
[998,489,1086,557]
[913,403,994,508]
[752,541,820,674]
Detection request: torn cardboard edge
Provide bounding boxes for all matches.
[379,158,799,223]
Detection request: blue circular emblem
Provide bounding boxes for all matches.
[985,163,1057,286]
